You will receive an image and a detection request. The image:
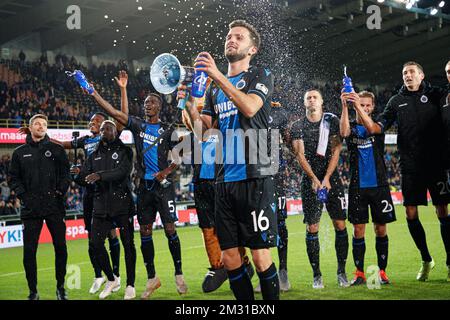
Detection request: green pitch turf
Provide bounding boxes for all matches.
[0,205,448,300]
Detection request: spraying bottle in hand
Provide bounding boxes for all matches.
[66,70,94,94]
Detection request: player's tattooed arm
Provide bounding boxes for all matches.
[292,139,321,191]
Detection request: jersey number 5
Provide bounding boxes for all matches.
[168,200,175,213]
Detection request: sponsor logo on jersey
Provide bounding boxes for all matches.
[140,131,159,145]
[214,101,238,120]
[45,150,52,157]
[420,95,428,103]
[351,136,375,148]
[112,152,118,160]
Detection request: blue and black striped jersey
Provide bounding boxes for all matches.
[346,121,388,189]
[201,66,274,183]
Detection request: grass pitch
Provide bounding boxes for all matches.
[0,205,448,300]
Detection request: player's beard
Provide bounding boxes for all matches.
[225,46,250,63]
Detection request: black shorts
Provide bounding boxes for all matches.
[137,180,177,226]
[402,170,450,206]
[301,174,347,225]
[215,177,278,251]
[194,180,216,229]
[348,186,396,225]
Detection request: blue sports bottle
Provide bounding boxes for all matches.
[66,70,94,94]
[342,66,355,93]
[317,187,328,203]
[342,66,354,94]
[191,54,208,98]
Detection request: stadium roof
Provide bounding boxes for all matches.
[0,0,448,85]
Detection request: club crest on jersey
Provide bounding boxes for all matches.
[268,116,273,124]
[255,83,268,95]
[420,95,428,103]
[158,127,165,135]
[112,152,118,160]
[45,150,52,157]
[236,79,246,90]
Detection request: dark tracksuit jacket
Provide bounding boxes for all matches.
[76,138,133,218]
[9,134,70,219]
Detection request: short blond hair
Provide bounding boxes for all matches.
[29,114,48,126]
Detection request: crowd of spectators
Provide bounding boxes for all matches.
[0,55,176,127]
[0,55,400,128]
[0,154,20,215]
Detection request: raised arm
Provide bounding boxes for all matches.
[114,70,128,132]
[89,88,129,127]
[344,92,383,135]
[115,70,129,115]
